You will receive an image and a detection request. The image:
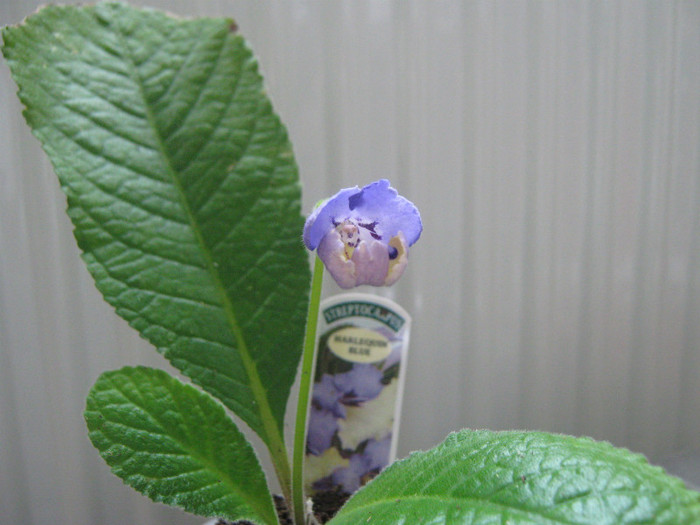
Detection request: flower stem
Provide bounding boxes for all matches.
[292,256,325,524]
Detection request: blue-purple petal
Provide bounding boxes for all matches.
[303,179,422,250]
[349,239,390,287]
[303,186,361,249]
[348,180,422,246]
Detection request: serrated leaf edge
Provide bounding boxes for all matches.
[85,366,277,525]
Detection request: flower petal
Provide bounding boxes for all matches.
[383,232,409,286]
[317,229,358,289]
[347,180,422,246]
[303,186,360,250]
[351,239,390,287]
[303,179,422,249]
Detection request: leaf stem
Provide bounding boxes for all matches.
[292,256,325,525]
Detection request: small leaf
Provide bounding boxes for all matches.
[329,429,700,525]
[85,366,277,525]
[1,2,309,448]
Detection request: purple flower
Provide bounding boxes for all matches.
[304,179,422,289]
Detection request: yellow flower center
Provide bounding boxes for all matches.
[336,221,360,259]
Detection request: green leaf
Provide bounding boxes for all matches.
[85,366,277,524]
[329,429,700,525]
[1,3,310,447]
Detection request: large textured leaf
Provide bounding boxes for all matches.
[85,366,276,524]
[1,3,310,444]
[329,429,700,525]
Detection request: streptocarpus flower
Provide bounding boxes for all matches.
[303,179,422,289]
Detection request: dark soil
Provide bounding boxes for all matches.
[310,489,350,523]
[217,490,349,525]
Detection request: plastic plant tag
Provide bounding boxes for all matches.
[304,293,411,497]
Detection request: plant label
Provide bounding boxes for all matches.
[304,293,412,497]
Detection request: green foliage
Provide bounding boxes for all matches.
[1,2,309,445]
[329,429,700,525]
[85,366,277,525]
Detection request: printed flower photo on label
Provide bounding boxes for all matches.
[305,324,402,495]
